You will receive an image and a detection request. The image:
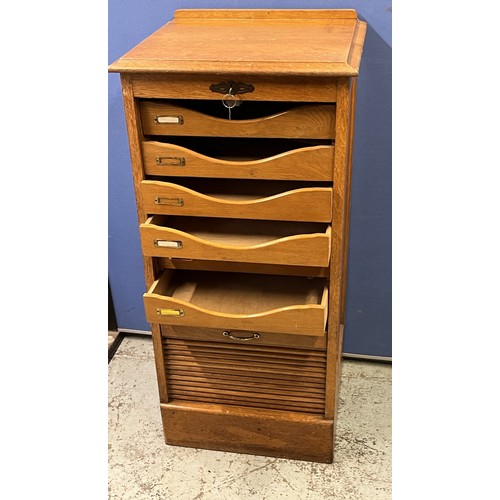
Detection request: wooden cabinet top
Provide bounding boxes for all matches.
[109,9,366,77]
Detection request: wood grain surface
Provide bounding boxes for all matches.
[140,216,331,267]
[140,180,332,222]
[161,325,327,349]
[108,9,366,77]
[131,74,337,102]
[163,337,327,413]
[325,78,351,418]
[142,141,334,181]
[111,7,367,462]
[144,271,328,335]
[161,402,334,462]
[140,102,336,139]
[120,74,170,404]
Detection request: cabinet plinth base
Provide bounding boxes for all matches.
[161,402,334,463]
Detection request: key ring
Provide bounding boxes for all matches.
[222,93,241,109]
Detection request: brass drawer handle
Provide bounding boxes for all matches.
[223,331,260,341]
[154,240,183,248]
[154,115,184,124]
[155,156,186,166]
[157,308,184,317]
[154,197,184,206]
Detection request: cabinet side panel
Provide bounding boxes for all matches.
[121,74,169,403]
[325,77,351,418]
[341,78,358,323]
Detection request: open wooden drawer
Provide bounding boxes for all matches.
[140,179,332,222]
[139,100,336,139]
[144,270,328,336]
[141,139,334,181]
[140,215,331,267]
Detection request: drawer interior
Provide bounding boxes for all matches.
[145,178,331,201]
[145,215,329,246]
[158,271,327,315]
[143,136,332,161]
[141,98,331,121]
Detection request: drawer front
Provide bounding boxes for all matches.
[162,337,326,414]
[162,325,327,350]
[140,102,336,139]
[140,216,331,267]
[144,271,328,336]
[131,74,337,102]
[140,181,333,222]
[142,141,334,181]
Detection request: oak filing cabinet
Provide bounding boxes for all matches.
[109,9,366,463]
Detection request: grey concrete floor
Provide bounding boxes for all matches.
[108,336,392,499]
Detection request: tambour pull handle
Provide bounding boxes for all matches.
[157,308,184,317]
[154,240,183,249]
[222,331,260,341]
[154,115,184,124]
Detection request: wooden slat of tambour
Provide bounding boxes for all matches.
[168,381,324,398]
[169,376,325,396]
[169,385,325,406]
[169,387,324,402]
[166,358,325,375]
[167,375,326,394]
[166,355,326,374]
[169,392,325,410]
[168,389,325,409]
[169,356,326,374]
[165,360,325,379]
[166,370,325,389]
[165,348,326,365]
[169,391,324,411]
[164,363,326,383]
[168,344,326,363]
[165,357,326,375]
[167,370,325,387]
[169,393,324,414]
[168,385,325,404]
[164,335,328,414]
[168,349,326,368]
[164,339,326,357]
[165,349,326,366]
[168,388,323,405]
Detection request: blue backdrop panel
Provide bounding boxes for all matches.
[108,1,392,356]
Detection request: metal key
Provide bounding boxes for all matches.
[222,92,239,120]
